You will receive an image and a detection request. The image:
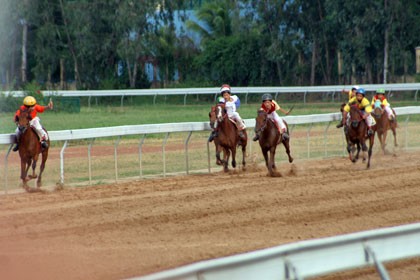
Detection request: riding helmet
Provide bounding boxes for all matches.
[220,84,231,94]
[356,88,366,96]
[23,96,37,106]
[376,88,386,94]
[262,93,273,102]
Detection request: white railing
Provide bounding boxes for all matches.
[132,222,420,280]
[2,106,420,192]
[2,83,420,105]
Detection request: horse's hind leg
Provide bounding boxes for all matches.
[37,152,48,188]
[241,145,246,170]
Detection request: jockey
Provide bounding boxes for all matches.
[371,88,395,121]
[13,95,53,151]
[342,88,376,136]
[219,84,247,139]
[336,85,360,128]
[208,96,226,142]
[253,93,289,141]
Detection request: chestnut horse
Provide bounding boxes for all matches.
[345,104,375,168]
[210,104,247,172]
[254,109,293,176]
[209,105,225,166]
[371,102,397,154]
[16,108,50,190]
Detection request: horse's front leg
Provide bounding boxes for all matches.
[367,135,374,169]
[382,130,388,154]
[241,145,246,170]
[29,158,39,180]
[268,147,277,176]
[20,158,30,190]
[231,147,237,169]
[262,147,269,170]
[361,141,368,162]
[223,149,230,172]
[215,143,223,166]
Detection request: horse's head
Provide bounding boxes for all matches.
[255,109,268,134]
[215,105,225,123]
[209,106,217,129]
[349,104,363,128]
[16,108,32,133]
[372,100,383,118]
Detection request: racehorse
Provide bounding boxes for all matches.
[210,104,247,172]
[254,109,293,176]
[15,108,50,191]
[371,103,397,154]
[345,104,375,168]
[209,105,225,166]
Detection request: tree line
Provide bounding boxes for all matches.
[0,0,419,91]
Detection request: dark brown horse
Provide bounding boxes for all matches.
[211,104,247,172]
[345,104,375,168]
[371,104,397,154]
[16,108,50,190]
[254,109,293,176]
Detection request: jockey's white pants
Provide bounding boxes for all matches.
[268,111,286,132]
[227,112,246,130]
[384,105,394,119]
[15,117,48,141]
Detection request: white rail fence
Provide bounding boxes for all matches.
[133,222,420,280]
[3,83,420,105]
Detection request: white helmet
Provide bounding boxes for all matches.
[220,84,231,94]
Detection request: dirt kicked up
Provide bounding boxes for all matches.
[1,150,420,280]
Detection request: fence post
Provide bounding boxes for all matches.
[139,134,146,178]
[162,132,170,177]
[59,140,68,186]
[185,131,193,174]
[114,136,121,181]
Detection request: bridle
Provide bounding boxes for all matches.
[254,110,268,136]
[17,108,32,134]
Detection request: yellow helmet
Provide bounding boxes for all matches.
[23,96,37,106]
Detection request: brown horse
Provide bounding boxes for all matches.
[209,105,225,166]
[211,104,247,172]
[16,108,50,190]
[345,104,375,168]
[254,109,293,176]
[371,104,397,154]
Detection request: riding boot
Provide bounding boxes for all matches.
[41,140,49,149]
[12,132,20,152]
[238,130,245,139]
[281,132,290,141]
[252,134,259,141]
[367,127,374,136]
[208,131,217,142]
[336,122,344,128]
[12,143,19,152]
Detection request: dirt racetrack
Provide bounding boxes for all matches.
[1,149,420,280]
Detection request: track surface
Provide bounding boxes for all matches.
[1,150,420,280]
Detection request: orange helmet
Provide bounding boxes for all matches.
[23,96,37,106]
